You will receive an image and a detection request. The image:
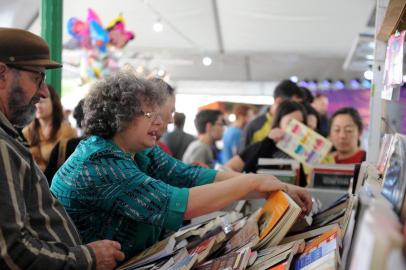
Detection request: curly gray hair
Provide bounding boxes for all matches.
[83,71,167,138]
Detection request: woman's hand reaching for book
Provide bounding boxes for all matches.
[284,184,313,215]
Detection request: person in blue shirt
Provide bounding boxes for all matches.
[51,71,312,259]
[221,104,254,163]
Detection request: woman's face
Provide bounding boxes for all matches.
[35,97,53,120]
[307,114,318,131]
[279,110,304,130]
[121,105,164,152]
[329,114,361,154]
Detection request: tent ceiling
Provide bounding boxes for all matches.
[1,0,376,82]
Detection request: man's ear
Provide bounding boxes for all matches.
[205,122,213,133]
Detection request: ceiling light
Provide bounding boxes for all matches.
[366,54,374,60]
[228,114,236,122]
[364,70,373,80]
[153,20,163,32]
[157,69,165,77]
[202,56,212,66]
[289,76,298,83]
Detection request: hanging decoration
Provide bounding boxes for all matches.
[67,8,135,84]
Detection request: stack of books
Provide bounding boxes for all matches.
[117,190,356,270]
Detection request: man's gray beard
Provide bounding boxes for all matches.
[8,84,39,128]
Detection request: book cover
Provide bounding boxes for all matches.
[225,217,259,252]
[294,235,339,269]
[276,119,332,166]
[256,191,290,241]
[118,236,176,269]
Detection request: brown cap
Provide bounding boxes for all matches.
[0,27,62,69]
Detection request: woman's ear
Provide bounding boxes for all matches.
[0,64,8,89]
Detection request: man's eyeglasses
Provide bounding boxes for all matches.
[8,65,46,88]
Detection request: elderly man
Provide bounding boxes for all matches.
[0,28,124,269]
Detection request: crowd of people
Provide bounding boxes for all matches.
[0,27,366,269]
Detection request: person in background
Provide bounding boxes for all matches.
[221,104,254,164]
[225,101,308,186]
[151,78,174,155]
[241,79,304,150]
[51,71,312,259]
[328,107,366,164]
[0,27,123,270]
[300,86,314,104]
[183,109,225,168]
[312,93,329,136]
[162,112,196,160]
[44,99,85,183]
[22,84,77,171]
[303,102,321,133]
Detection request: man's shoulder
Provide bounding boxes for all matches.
[246,114,268,129]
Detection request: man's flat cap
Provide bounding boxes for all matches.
[0,27,62,69]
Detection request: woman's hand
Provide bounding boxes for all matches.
[284,184,313,215]
[267,128,285,142]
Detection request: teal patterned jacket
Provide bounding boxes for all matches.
[50,135,217,258]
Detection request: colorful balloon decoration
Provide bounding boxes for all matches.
[67,8,135,84]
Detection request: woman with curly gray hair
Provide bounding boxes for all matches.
[51,71,312,261]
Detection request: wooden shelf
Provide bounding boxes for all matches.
[377,0,406,41]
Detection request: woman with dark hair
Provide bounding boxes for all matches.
[44,99,85,182]
[328,107,366,164]
[23,84,77,171]
[225,100,308,186]
[50,71,312,259]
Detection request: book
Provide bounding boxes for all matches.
[168,253,198,270]
[188,236,216,263]
[249,240,305,270]
[225,216,259,253]
[257,158,301,185]
[276,119,332,167]
[117,236,176,269]
[381,133,406,216]
[310,164,355,190]
[194,248,251,270]
[281,223,340,244]
[255,191,302,248]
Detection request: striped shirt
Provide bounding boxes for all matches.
[0,112,95,270]
[51,136,217,258]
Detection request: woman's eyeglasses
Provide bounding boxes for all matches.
[8,65,46,88]
[141,111,163,122]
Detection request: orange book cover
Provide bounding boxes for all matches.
[303,226,341,253]
[268,261,288,270]
[256,191,290,241]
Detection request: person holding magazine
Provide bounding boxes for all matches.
[224,101,312,186]
[50,71,312,259]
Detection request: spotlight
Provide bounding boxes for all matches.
[350,79,361,89]
[153,20,163,32]
[364,70,373,80]
[157,69,165,77]
[289,76,298,83]
[298,80,309,88]
[202,56,212,66]
[334,80,345,90]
